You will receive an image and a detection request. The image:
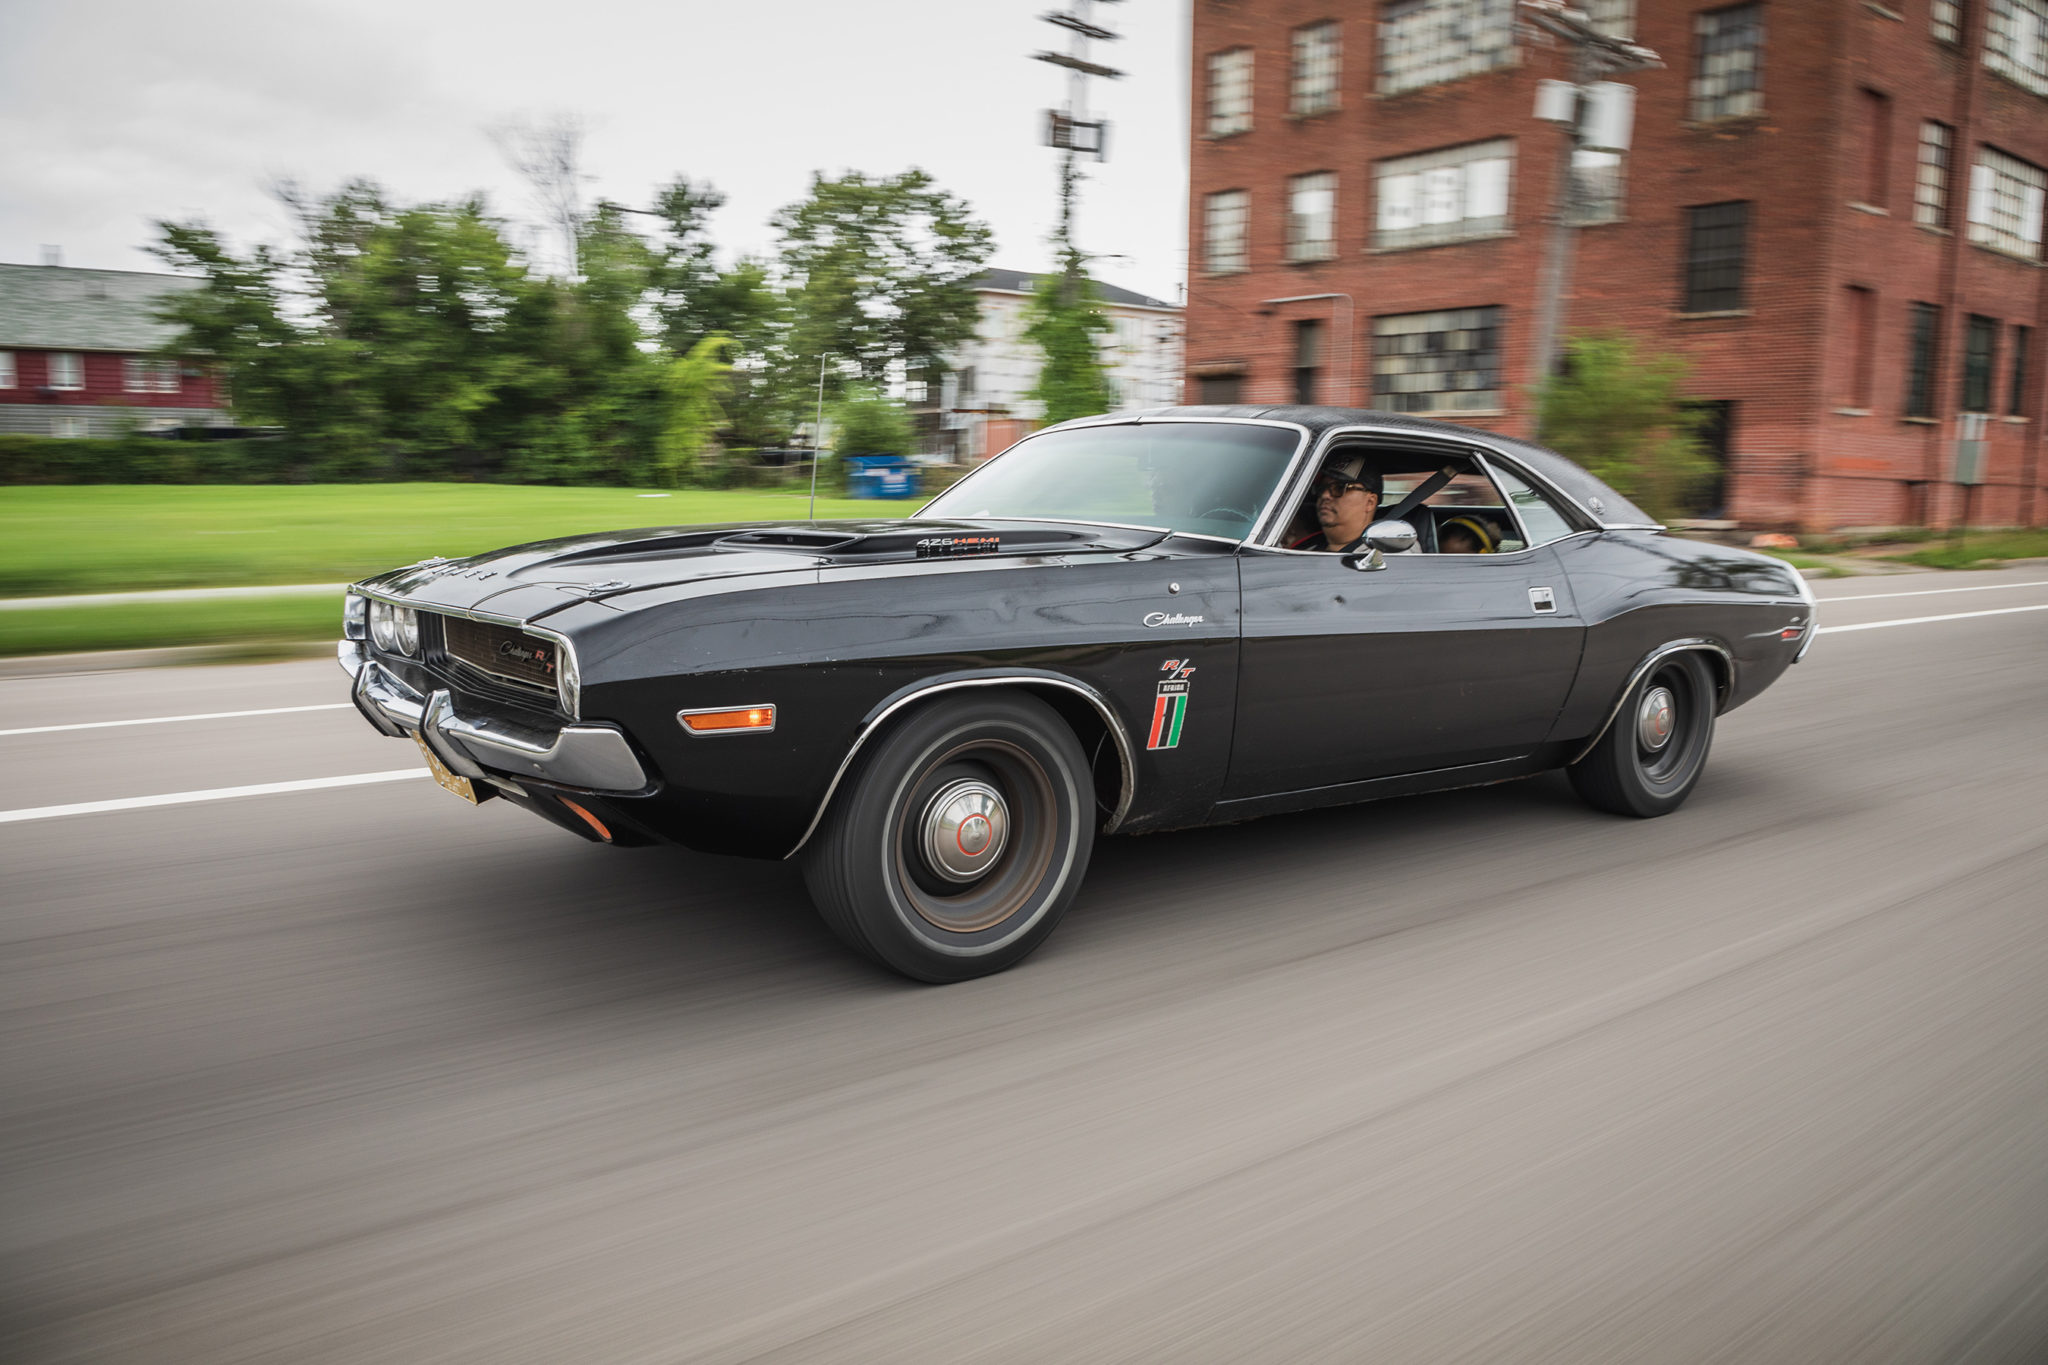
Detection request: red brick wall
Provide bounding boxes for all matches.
[1186,0,2048,529]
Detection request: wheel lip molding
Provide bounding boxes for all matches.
[783,669,1139,860]
[1569,638,1734,768]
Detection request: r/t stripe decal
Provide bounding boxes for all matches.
[1148,680,1190,750]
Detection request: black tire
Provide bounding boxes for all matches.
[799,692,1095,982]
[1568,651,1718,818]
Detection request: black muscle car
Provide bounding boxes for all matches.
[341,407,1815,981]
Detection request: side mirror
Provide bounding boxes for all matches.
[1364,519,1418,554]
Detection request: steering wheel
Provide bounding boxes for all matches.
[1198,506,1255,525]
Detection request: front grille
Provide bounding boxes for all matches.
[435,615,562,706]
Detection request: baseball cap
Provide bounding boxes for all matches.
[1314,453,1383,499]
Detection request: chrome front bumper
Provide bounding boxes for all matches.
[340,640,650,794]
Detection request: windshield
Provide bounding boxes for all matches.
[920,422,1301,539]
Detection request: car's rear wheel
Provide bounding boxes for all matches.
[799,692,1095,982]
[1568,652,1718,818]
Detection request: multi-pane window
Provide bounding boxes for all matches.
[1293,320,1325,405]
[1691,4,1764,121]
[1967,146,2047,258]
[1932,0,1962,43]
[1962,314,1999,412]
[2009,325,2031,415]
[1207,48,1253,136]
[46,352,84,390]
[0,352,13,388]
[1916,121,1953,227]
[1905,302,1940,418]
[123,357,180,394]
[1986,0,2048,96]
[1288,172,1338,261]
[1378,0,1516,96]
[1205,190,1250,273]
[1374,139,1513,249]
[1682,202,1749,313]
[1573,149,1626,223]
[1587,0,1635,39]
[1371,306,1504,413]
[1291,21,1341,115]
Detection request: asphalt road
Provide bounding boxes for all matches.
[5,568,2048,1363]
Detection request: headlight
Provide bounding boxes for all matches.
[555,637,581,718]
[393,605,420,656]
[344,593,367,640]
[369,599,397,651]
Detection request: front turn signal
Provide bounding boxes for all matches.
[678,705,776,736]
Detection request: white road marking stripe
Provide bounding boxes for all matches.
[0,769,428,825]
[1816,603,2048,634]
[0,703,353,738]
[1822,578,2048,603]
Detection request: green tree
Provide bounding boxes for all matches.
[1536,332,1716,521]
[1025,270,1114,425]
[772,170,993,395]
[829,385,913,456]
[654,336,736,487]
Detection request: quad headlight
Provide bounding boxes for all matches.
[367,599,420,657]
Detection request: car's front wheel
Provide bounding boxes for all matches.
[799,692,1095,982]
[1568,651,1718,818]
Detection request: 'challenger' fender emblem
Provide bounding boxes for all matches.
[1143,611,1205,628]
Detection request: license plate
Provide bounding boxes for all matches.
[412,730,480,804]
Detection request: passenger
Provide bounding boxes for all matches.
[1290,455,1383,552]
[1438,515,1501,555]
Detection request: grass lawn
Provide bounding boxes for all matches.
[0,593,343,657]
[1882,529,2048,569]
[0,484,880,597]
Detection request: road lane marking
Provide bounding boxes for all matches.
[0,769,428,825]
[0,703,353,738]
[1821,578,2048,603]
[1816,603,2048,634]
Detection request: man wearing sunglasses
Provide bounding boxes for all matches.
[1290,453,1384,552]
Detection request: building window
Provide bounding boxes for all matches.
[123,357,180,394]
[1205,190,1250,273]
[52,413,88,438]
[1905,302,1940,418]
[1293,320,1325,405]
[46,352,84,390]
[1986,0,2048,95]
[1968,146,2047,258]
[1374,139,1513,249]
[1291,21,1342,115]
[1573,148,1626,224]
[1691,4,1764,121]
[1378,0,1516,97]
[2009,324,2031,415]
[1197,373,1244,404]
[1916,121,1953,227]
[1932,0,1962,43]
[1682,202,1749,313]
[0,351,13,388]
[1288,172,1338,261]
[1207,48,1253,137]
[1844,286,1876,409]
[1962,315,1999,412]
[1371,306,1503,413]
[1858,89,1891,208]
[1587,0,1635,39]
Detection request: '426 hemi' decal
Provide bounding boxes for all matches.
[1148,659,1196,750]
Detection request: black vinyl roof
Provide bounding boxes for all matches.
[1071,404,1662,531]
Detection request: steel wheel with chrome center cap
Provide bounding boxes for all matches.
[895,744,1058,935]
[1568,651,1719,819]
[1637,685,1676,753]
[920,778,1009,882]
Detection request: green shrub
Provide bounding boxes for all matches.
[0,434,310,485]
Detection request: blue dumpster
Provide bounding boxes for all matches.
[845,454,919,499]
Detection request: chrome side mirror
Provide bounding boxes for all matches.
[1365,519,1418,554]
[1342,545,1387,572]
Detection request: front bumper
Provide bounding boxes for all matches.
[340,640,650,794]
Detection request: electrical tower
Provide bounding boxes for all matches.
[1034,0,1123,291]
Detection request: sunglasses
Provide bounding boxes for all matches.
[1314,477,1371,498]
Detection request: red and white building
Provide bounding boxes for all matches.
[0,262,228,437]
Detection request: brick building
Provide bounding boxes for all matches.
[1186,0,2048,529]
[0,262,228,437]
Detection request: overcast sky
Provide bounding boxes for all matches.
[0,0,1192,302]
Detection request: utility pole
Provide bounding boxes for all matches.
[1521,2,1661,429]
[1034,0,1123,299]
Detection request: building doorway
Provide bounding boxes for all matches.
[1682,400,1734,518]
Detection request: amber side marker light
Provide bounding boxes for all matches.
[678,705,777,736]
[558,797,612,842]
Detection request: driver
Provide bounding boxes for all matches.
[1290,454,1383,552]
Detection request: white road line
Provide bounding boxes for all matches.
[1816,603,2048,634]
[0,769,428,825]
[0,703,353,738]
[1821,578,2048,604]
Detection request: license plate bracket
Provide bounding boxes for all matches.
[411,730,487,804]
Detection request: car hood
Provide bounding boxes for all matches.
[355,519,1175,621]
